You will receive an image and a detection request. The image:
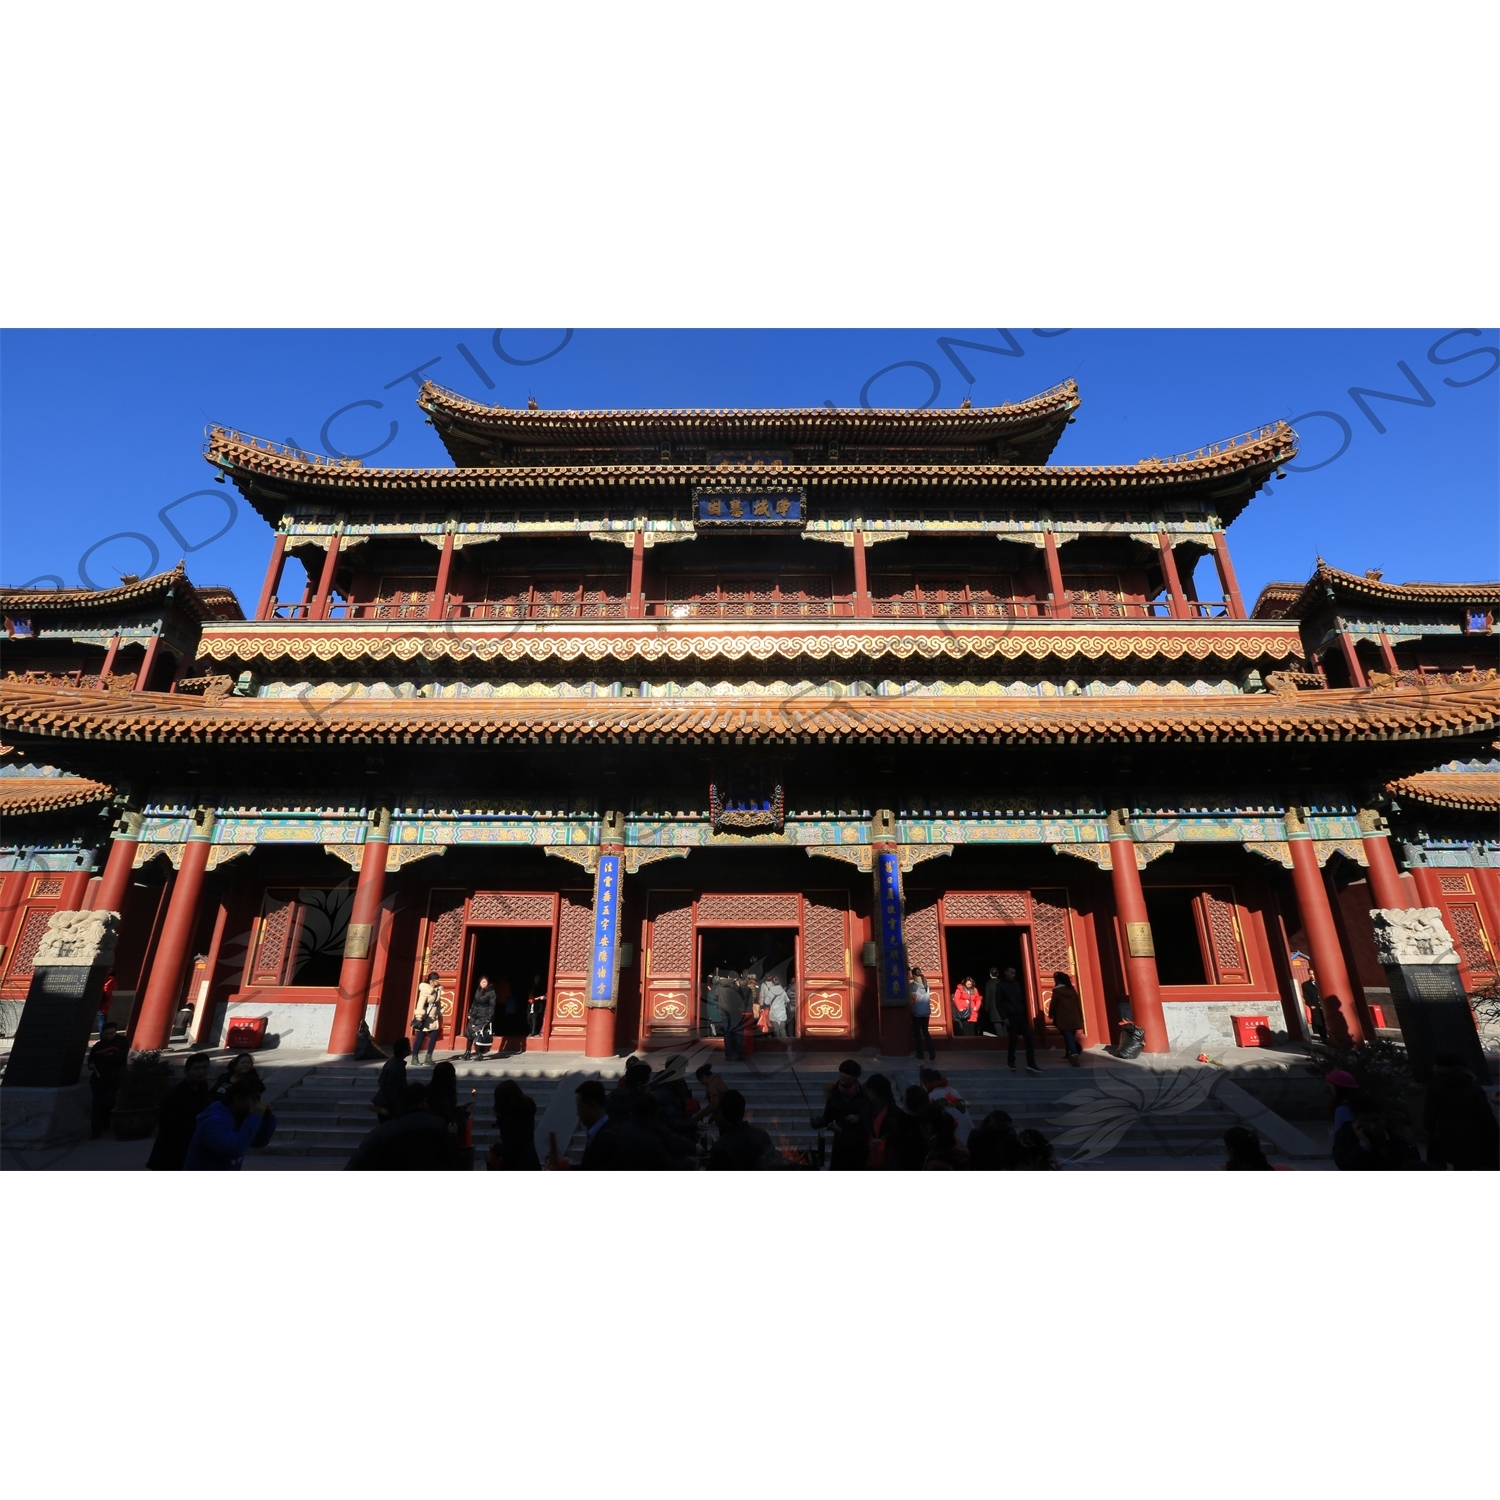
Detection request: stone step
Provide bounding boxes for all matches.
[256,1056,1269,1163]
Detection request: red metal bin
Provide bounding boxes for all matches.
[1230,1014,1270,1048]
[226,1016,268,1050]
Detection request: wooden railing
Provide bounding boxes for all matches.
[261,593,1233,624]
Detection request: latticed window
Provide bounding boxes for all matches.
[872,572,1020,617]
[483,576,531,619]
[661,573,831,617]
[374,576,435,619]
[1062,573,1128,618]
[245,887,354,988]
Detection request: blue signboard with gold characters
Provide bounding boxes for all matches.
[590,853,621,1008]
[875,850,908,1003]
[694,488,805,528]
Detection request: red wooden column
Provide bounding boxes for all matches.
[134,634,162,691]
[189,896,232,1046]
[586,815,626,1058]
[1358,808,1411,912]
[98,634,122,683]
[58,869,92,910]
[1473,868,1500,962]
[1042,532,1069,618]
[429,534,456,620]
[1338,632,1369,688]
[95,808,144,919]
[1157,533,1189,619]
[311,534,342,621]
[0,870,30,958]
[851,529,871,618]
[255,533,288,620]
[1210,530,1247,619]
[1284,805,1364,1046]
[628,530,646,619]
[1105,808,1168,1053]
[328,808,392,1056]
[1377,633,1401,676]
[132,808,216,1049]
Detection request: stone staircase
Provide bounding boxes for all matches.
[259,1050,1297,1166]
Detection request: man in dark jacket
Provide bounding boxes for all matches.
[184,1077,277,1169]
[346,1083,463,1169]
[605,1059,651,1123]
[811,1060,872,1169]
[373,1037,411,1120]
[575,1080,673,1170]
[87,1021,130,1138]
[708,1090,774,1169]
[147,1053,212,1170]
[716,970,747,1061]
[986,965,1039,1073]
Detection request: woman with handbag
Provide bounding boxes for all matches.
[463,975,497,1061]
[951,975,980,1036]
[410,972,443,1066]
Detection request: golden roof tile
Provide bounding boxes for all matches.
[4,677,1496,749]
[1386,770,1500,812]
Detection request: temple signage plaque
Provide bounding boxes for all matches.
[694,487,805,528]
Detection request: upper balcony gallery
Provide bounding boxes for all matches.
[204,383,1295,628]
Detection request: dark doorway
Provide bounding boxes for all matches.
[699,927,798,1036]
[469,927,554,1039]
[942,926,1026,1031]
[1142,890,1208,985]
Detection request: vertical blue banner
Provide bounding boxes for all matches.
[875,850,907,1002]
[590,853,621,1007]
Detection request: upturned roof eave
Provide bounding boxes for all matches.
[5,677,1496,750]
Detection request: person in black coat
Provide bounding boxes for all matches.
[345,1083,465,1170]
[574,1080,674,1170]
[708,1090,774,1169]
[715,970,747,1061]
[489,1079,541,1170]
[1424,1053,1500,1170]
[985,965,1038,1072]
[373,1037,410,1121]
[463,977,497,1060]
[147,1053,212,1170]
[811,1060,872,1170]
[1333,1101,1420,1170]
[87,1022,130,1138]
[605,1059,652,1123]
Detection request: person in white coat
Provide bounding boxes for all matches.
[410,972,444,1066]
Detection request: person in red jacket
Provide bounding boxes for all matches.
[951,975,981,1036]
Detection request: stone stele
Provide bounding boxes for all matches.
[1370,907,1460,968]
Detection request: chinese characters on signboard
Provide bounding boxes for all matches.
[694,488,805,526]
[875,851,907,1002]
[590,853,621,1008]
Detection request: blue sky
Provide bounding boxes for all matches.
[2,328,1495,610]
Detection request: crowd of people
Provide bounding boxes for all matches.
[909,963,1078,1068]
[126,1050,279,1170]
[116,1020,1495,1172]
[703,967,795,1060]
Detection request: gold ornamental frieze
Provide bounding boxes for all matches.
[197,623,1302,668]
